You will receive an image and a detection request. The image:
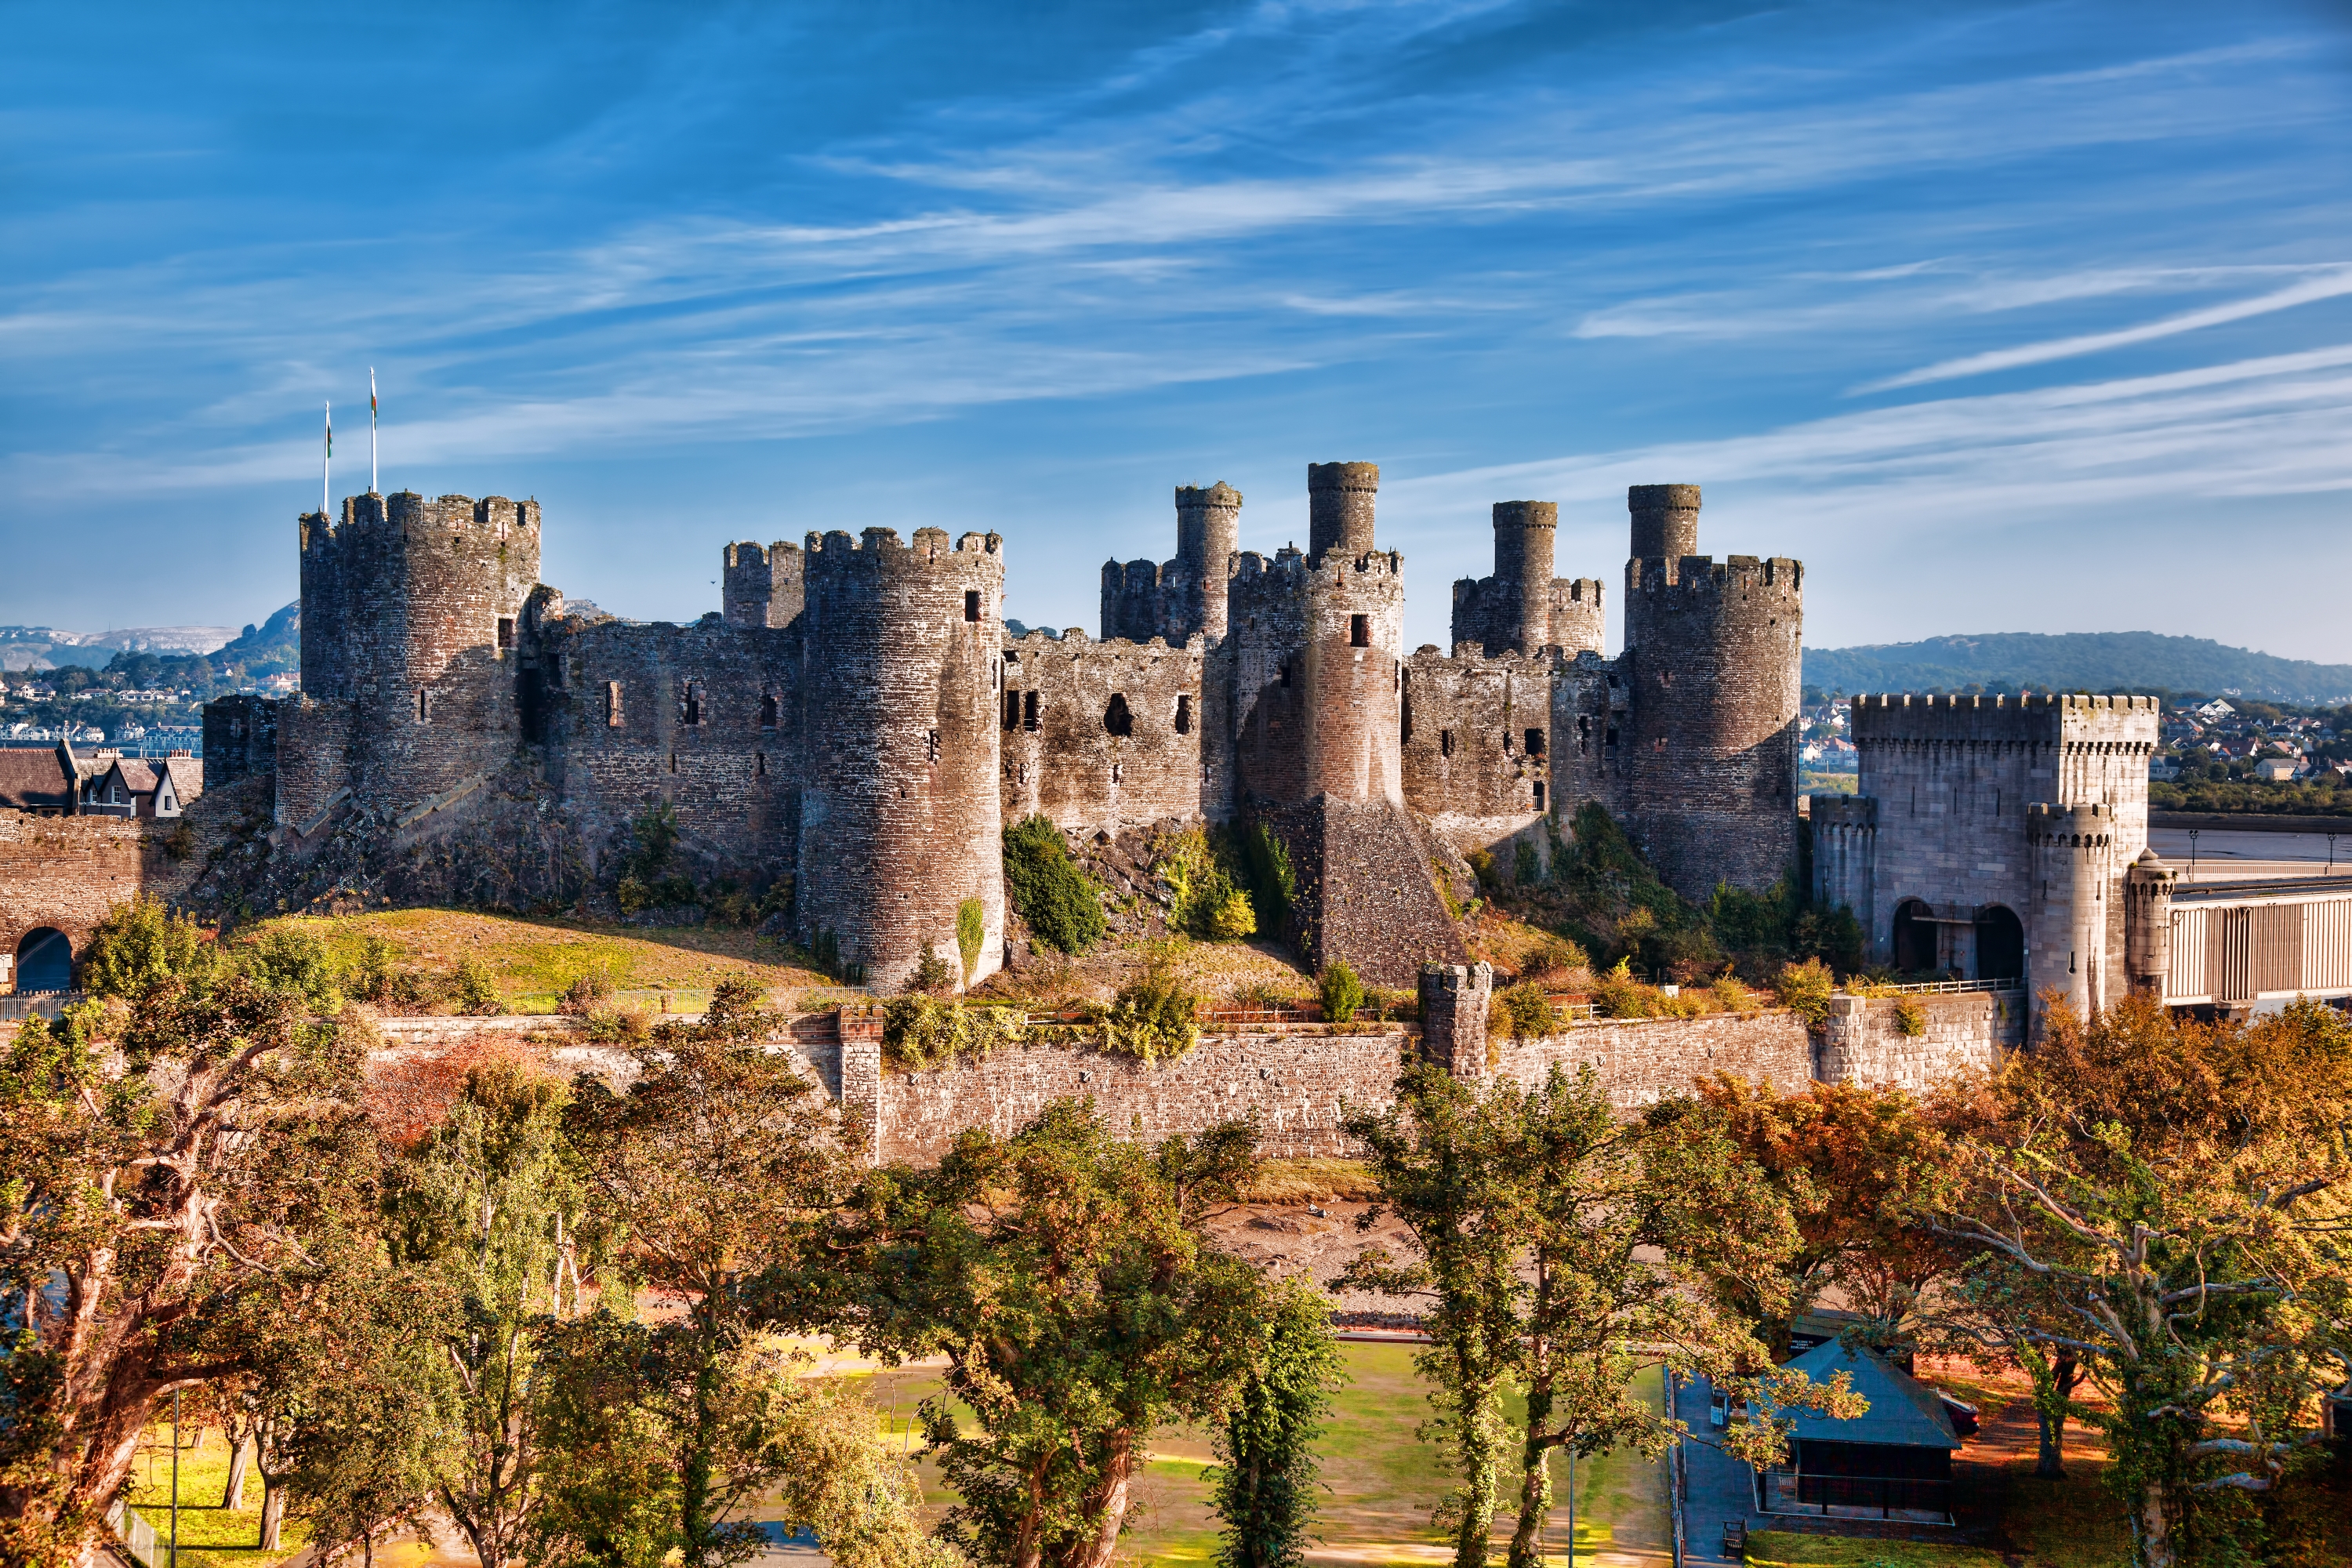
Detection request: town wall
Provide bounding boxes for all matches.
[0,811,211,987]
[1814,989,2023,1092]
[863,1029,1414,1163]
[998,630,1207,834]
[1490,1010,1814,1110]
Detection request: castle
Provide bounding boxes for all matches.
[214,466,1810,991]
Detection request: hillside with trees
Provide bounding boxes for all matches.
[1805,631,2352,705]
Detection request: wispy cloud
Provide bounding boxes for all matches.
[1860,267,2352,391]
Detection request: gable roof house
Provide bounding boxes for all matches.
[81,753,203,818]
[0,743,79,816]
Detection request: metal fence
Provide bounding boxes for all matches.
[105,1499,162,1568]
[1845,978,2024,997]
[0,991,85,1022]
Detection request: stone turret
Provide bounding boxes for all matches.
[1628,483,1700,563]
[1306,462,1379,565]
[1174,481,1243,643]
[1449,499,1605,657]
[2029,802,2114,1022]
[2125,847,2177,997]
[723,540,806,630]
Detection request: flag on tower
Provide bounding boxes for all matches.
[323,400,332,516]
[369,367,379,493]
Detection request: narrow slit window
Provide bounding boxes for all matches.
[1023,691,1040,731]
[1440,730,1454,758]
[669,753,678,773]
[1004,690,1021,731]
[756,752,767,776]
[927,729,940,762]
[1103,693,1134,737]
[1534,781,1547,810]
[606,681,623,727]
[1174,693,1193,735]
[964,590,982,623]
[760,694,779,730]
[497,616,514,649]
[1349,614,1370,648]
[1279,663,1292,689]
[1502,730,1512,756]
[416,687,430,721]
[683,683,703,726]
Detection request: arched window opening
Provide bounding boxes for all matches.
[1103,693,1134,738]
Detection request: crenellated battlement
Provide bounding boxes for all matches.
[803,525,1004,577]
[1630,554,1804,594]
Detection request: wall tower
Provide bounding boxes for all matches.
[796,525,1006,992]
[1306,462,1378,565]
[723,541,807,630]
[1618,485,1803,898]
[1450,499,1606,656]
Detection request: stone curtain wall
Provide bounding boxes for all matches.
[1400,645,1556,861]
[1490,1011,1815,1110]
[998,630,1208,834]
[0,811,210,986]
[864,1029,1414,1163]
[1815,989,2024,1094]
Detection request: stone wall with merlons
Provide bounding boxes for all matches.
[1815,989,2024,1093]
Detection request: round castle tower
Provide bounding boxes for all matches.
[1306,462,1379,566]
[2029,802,2114,1021]
[1618,484,1804,898]
[1489,500,1557,657]
[298,491,543,806]
[1174,481,1243,643]
[795,524,1005,992]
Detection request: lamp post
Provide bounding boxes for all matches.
[169,1387,180,1568]
[2188,829,2200,880]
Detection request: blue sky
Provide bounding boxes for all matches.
[5,1,2350,659]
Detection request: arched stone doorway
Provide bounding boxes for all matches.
[14,927,73,993]
[1891,899,1934,974]
[1974,906,2024,983]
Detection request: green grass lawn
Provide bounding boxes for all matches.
[811,1341,1665,1566]
[120,1426,306,1568]
[1744,1536,2007,1568]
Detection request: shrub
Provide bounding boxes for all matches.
[1004,815,1108,955]
[1775,957,1835,1029]
[585,1003,652,1045]
[1318,961,1367,1026]
[232,923,340,1010]
[1465,847,1499,894]
[1496,978,1564,1036]
[1239,821,1296,935]
[1098,970,1202,1062]
[1523,936,1589,983]
[1513,839,1541,886]
[80,895,212,1000]
[1893,996,1927,1037]
[882,996,1025,1071]
[1708,975,1755,1014]
[956,898,986,982]
[1592,960,1664,1021]
[1209,891,1258,940]
[909,942,955,996]
[452,955,505,1016]
[559,970,616,1015]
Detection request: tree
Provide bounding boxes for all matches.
[1211,1277,1343,1568]
[531,1313,955,1568]
[1697,1076,1956,1359]
[78,895,215,1000]
[822,1101,1264,1568]
[1340,1061,1860,1568]
[1929,996,2352,1568]
[563,976,860,1567]
[0,980,375,1567]
[1003,815,1107,954]
[385,1061,586,1568]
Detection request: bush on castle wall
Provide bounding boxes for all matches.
[1003,815,1108,954]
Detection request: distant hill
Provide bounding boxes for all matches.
[212,603,300,673]
[1804,633,2352,707]
[0,621,238,670]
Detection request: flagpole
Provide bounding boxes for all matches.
[369,368,379,494]
[323,400,332,517]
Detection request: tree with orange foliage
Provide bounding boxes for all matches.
[1928,995,2352,1568]
[1696,1076,1957,1359]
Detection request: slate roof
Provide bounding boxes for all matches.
[0,748,74,811]
[1772,1340,1962,1450]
